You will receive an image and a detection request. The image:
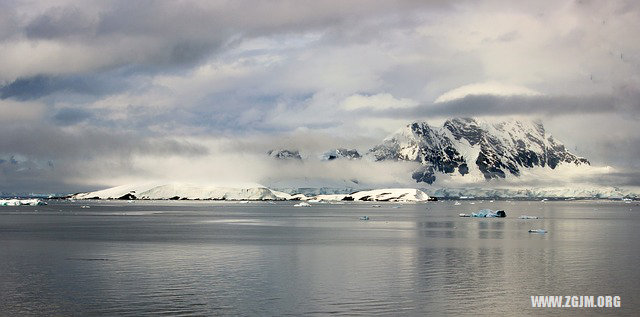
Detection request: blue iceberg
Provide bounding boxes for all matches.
[459,209,506,218]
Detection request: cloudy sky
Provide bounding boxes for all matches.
[1,0,639,193]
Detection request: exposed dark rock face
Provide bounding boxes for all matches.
[267,149,302,160]
[370,122,468,182]
[370,118,589,184]
[322,148,362,160]
[117,193,136,200]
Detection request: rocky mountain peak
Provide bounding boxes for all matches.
[370,117,589,184]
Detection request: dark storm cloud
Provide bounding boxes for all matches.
[24,5,95,40]
[3,0,444,81]
[52,108,93,125]
[371,94,624,119]
[0,74,129,100]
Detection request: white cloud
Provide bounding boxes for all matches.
[341,93,418,110]
[434,82,541,103]
[1,0,639,192]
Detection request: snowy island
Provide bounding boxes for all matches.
[69,183,434,202]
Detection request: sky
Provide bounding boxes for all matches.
[1,0,639,193]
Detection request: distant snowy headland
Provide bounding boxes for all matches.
[69,183,433,202]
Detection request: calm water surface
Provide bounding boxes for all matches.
[0,200,638,316]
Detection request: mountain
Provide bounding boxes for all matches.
[69,183,432,202]
[267,149,302,160]
[70,183,292,200]
[321,148,362,160]
[315,188,431,202]
[369,118,589,184]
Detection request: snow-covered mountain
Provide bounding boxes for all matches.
[369,118,589,184]
[70,183,293,200]
[313,188,431,202]
[321,148,362,160]
[267,149,302,160]
[69,183,432,202]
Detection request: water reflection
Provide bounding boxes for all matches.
[0,200,638,315]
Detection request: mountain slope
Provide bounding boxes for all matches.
[370,118,589,184]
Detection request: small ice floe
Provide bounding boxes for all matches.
[0,199,47,206]
[238,200,249,204]
[80,205,91,209]
[518,215,539,219]
[469,202,475,205]
[454,201,462,206]
[459,209,506,218]
[359,216,370,220]
[294,202,311,207]
[528,229,548,234]
[371,205,382,208]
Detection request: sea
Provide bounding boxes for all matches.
[0,199,638,316]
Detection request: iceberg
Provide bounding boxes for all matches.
[0,199,47,206]
[459,209,506,218]
[519,215,539,219]
[294,202,311,207]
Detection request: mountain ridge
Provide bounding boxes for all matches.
[369,117,589,184]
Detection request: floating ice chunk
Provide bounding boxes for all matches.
[454,201,462,206]
[359,216,370,220]
[528,229,547,234]
[294,202,311,207]
[0,199,47,206]
[519,215,539,219]
[463,209,506,218]
[81,205,91,209]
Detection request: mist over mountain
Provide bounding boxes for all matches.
[322,148,362,161]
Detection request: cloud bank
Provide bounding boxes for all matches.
[0,0,639,193]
